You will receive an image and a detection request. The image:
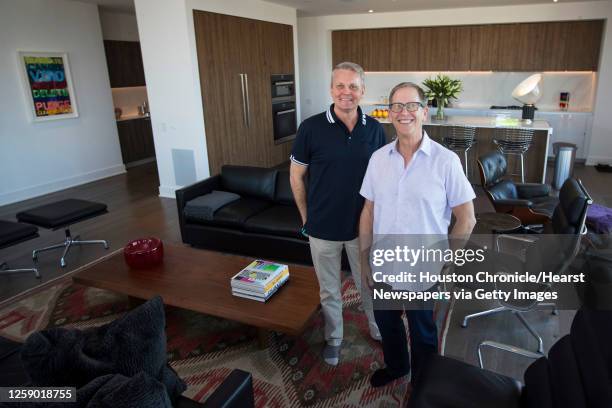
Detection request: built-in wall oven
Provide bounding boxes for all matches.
[271,74,296,144]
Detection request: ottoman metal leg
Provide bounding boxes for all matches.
[0,262,40,278]
[32,228,109,268]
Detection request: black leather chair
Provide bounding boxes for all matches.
[478,151,558,225]
[0,220,39,278]
[0,335,255,408]
[461,178,592,354]
[409,308,612,408]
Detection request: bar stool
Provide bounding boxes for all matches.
[443,126,476,176]
[493,128,534,183]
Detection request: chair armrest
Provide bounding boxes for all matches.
[516,183,551,199]
[201,369,254,408]
[175,175,222,241]
[495,198,534,207]
[478,340,543,369]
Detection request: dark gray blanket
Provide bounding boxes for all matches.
[20,296,186,407]
[184,190,240,220]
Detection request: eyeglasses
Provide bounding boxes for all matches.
[388,102,423,113]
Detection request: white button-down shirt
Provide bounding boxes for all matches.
[360,132,475,291]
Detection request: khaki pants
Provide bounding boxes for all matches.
[309,236,378,346]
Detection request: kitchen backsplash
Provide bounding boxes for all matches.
[364,72,596,112]
[111,86,149,117]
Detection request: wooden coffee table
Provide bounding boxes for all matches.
[72,244,320,348]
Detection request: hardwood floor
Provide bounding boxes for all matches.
[0,162,180,305]
[0,161,610,382]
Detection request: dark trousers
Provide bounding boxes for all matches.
[374,308,438,382]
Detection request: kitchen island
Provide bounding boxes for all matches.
[379,115,552,184]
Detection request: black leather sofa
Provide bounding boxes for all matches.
[176,165,312,265]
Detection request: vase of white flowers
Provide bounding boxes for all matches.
[422,74,463,120]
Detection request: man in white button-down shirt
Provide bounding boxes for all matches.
[359,82,476,388]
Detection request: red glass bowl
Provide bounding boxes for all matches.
[124,237,164,269]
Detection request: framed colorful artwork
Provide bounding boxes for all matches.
[18,51,79,122]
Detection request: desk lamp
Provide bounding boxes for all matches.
[512,73,542,123]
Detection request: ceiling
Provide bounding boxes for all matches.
[71,0,598,16]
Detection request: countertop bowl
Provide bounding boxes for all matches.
[124,237,164,269]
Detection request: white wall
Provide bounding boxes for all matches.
[298,1,612,165]
[134,0,299,198]
[0,0,125,206]
[99,10,140,41]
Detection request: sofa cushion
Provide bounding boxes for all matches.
[244,205,304,239]
[275,170,295,206]
[221,166,277,201]
[186,198,271,229]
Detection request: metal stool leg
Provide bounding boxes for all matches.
[463,149,469,175]
[462,306,508,328]
[1,262,40,278]
[520,153,525,183]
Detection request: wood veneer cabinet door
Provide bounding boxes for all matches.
[389,27,421,71]
[419,26,450,71]
[540,22,567,71]
[563,20,603,71]
[194,11,249,175]
[498,23,548,71]
[470,25,500,70]
[332,30,365,67]
[362,29,390,71]
[449,26,471,71]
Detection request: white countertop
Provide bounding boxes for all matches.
[376,115,551,131]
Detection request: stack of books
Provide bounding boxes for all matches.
[231,260,289,302]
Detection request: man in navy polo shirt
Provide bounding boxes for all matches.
[289,62,386,366]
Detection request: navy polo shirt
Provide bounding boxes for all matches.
[290,104,386,241]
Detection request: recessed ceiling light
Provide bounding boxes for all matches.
[368,9,374,13]
[553,0,558,2]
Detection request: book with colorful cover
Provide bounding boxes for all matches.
[230,260,289,289]
[231,268,289,294]
[232,275,288,302]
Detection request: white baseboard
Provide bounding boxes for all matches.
[0,164,126,206]
[158,184,179,199]
[586,155,612,166]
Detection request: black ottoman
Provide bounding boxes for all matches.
[16,199,109,268]
[0,220,39,278]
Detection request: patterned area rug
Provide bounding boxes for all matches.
[0,275,452,407]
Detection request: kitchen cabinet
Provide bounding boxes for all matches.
[117,117,155,166]
[104,40,146,88]
[194,11,294,175]
[332,20,603,72]
[563,20,604,71]
[536,112,590,159]
[469,25,499,70]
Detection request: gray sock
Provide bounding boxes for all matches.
[323,344,341,366]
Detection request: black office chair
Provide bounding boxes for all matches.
[478,151,558,226]
[409,308,612,408]
[461,178,592,354]
[0,220,39,278]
